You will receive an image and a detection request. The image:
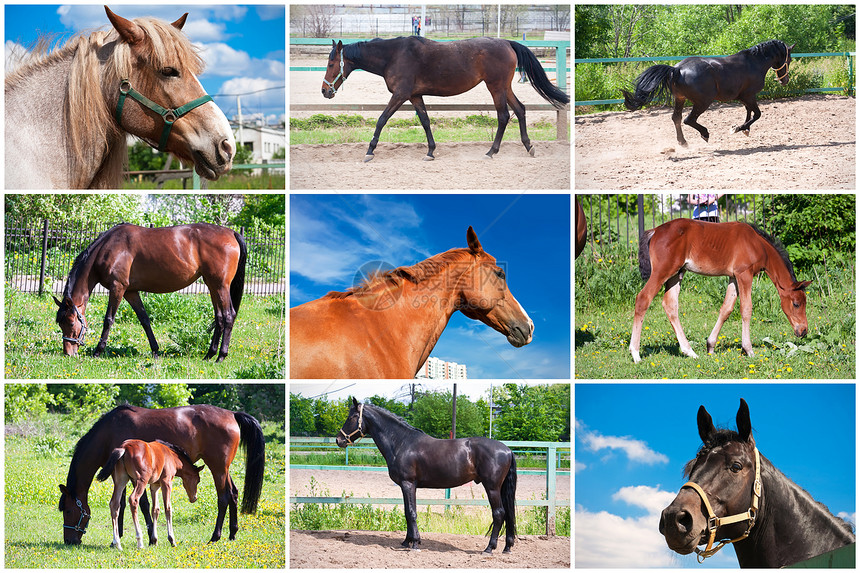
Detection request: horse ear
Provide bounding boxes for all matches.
[788,43,796,52]
[466,226,483,254]
[59,484,69,495]
[794,280,812,291]
[53,295,62,307]
[736,398,754,443]
[337,40,343,52]
[105,6,145,45]
[352,396,359,408]
[697,405,715,444]
[171,13,189,30]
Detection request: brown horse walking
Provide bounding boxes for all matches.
[629,219,810,363]
[59,404,264,546]
[54,223,246,362]
[290,226,533,378]
[97,439,203,550]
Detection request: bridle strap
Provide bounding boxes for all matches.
[682,447,762,562]
[63,497,90,534]
[323,50,346,94]
[772,45,791,82]
[116,79,213,152]
[62,303,87,346]
[339,403,365,445]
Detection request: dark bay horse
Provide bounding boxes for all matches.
[97,439,203,550]
[622,40,795,146]
[336,399,517,554]
[290,226,533,378]
[629,219,811,363]
[59,404,264,545]
[54,223,246,362]
[575,198,586,258]
[660,399,855,567]
[322,37,569,161]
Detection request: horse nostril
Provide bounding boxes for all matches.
[676,510,693,534]
[220,138,234,161]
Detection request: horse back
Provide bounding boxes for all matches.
[650,219,765,278]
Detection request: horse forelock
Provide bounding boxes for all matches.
[748,39,787,62]
[682,428,744,479]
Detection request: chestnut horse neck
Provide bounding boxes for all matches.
[749,225,800,291]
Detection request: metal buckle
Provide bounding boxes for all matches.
[707,516,718,531]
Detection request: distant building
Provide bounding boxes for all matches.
[232,125,286,163]
[416,356,468,379]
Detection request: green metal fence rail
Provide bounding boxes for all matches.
[191,161,286,189]
[290,437,570,535]
[575,51,856,106]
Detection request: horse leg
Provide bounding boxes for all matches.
[204,286,236,362]
[409,95,436,161]
[399,481,421,549]
[483,488,504,554]
[138,490,157,545]
[630,277,665,363]
[736,274,755,357]
[163,481,176,547]
[110,479,127,550]
[149,484,160,546]
[661,271,698,359]
[672,97,688,146]
[732,96,761,136]
[707,278,739,354]
[129,480,147,549]
[208,470,232,543]
[365,94,408,162]
[124,291,159,357]
[485,89,511,158]
[507,91,534,156]
[683,101,712,142]
[227,474,239,540]
[93,287,124,357]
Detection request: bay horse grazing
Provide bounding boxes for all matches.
[59,404,264,546]
[97,439,203,550]
[337,399,517,554]
[54,223,246,362]
[660,398,855,567]
[322,37,569,161]
[5,6,234,189]
[575,198,587,258]
[622,40,795,146]
[629,219,810,363]
[290,226,534,378]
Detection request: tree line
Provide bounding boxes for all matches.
[290,384,570,442]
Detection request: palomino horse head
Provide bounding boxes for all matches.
[322,40,352,98]
[105,7,234,179]
[53,296,87,357]
[59,484,91,545]
[456,226,534,348]
[660,399,760,560]
[779,279,811,338]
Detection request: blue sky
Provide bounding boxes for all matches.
[575,384,856,568]
[5,4,285,123]
[290,193,570,379]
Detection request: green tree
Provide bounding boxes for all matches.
[116,384,192,408]
[367,395,408,418]
[411,391,484,438]
[5,194,145,226]
[290,394,316,436]
[126,141,168,172]
[314,398,350,437]
[48,384,120,429]
[766,194,856,269]
[5,384,56,423]
[492,384,568,442]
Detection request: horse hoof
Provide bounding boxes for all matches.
[423,155,434,162]
[363,155,374,163]
[528,146,536,157]
[482,155,493,160]
[743,130,750,137]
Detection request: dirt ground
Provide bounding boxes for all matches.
[289,530,571,568]
[575,94,855,189]
[289,58,571,190]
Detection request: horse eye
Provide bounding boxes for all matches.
[495,269,505,279]
[793,302,800,308]
[160,67,180,78]
[730,462,743,473]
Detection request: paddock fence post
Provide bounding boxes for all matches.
[38,219,49,296]
[546,443,557,535]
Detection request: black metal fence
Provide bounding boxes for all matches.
[578,194,775,258]
[5,218,286,296]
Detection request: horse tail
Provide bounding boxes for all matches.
[622,65,677,110]
[639,230,655,281]
[231,231,247,316]
[96,447,125,482]
[508,41,569,109]
[234,411,265,514]
[502,454,517,539]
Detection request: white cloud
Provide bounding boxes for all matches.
[577,421,670,465]
[183,20,227,43]
[5,40,28,73]
[838,511,856,529]
[612,485,677,514]
[575,460,586,473]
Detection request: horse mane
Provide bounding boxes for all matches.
[59,404,137,510]
[746,39,787,61]
[155,439,197,468]
[364,403,426,437]
[748,223,798,282]
[7,16,205,188]
[323,248,473,299]
[57,224,124,307]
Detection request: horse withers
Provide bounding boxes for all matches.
[622,40,794,146]
[336,399,517,554]
[629,219,810,363]
[97,439,203,550]
[660,398,854,567]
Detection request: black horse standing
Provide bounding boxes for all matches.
[322,36,569,161]
[623,40,795,145]
[336,398,517,553]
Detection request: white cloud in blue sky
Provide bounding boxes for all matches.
[577,419,670,465]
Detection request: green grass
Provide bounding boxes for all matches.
[290,113,559,145]
[122,173,285,190]
[575,248,855,379]
[5,290,285,379]
[5,415,286,568]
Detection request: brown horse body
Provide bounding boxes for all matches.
[59,404,264,545]
[54,223,246,361]
[575,198,587,258]
[629,219,810,363]
[290,226,533,378]
[97,439,202,550]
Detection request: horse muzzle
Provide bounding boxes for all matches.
[506,320,534,347]
[658,507,701,555]
[322,87,336,99]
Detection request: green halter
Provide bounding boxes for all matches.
[115,79,213,152]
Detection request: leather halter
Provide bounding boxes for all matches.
[116,79,213,152]
[339,403,365,445]
[772,45,791,83]
[323,49,346,94]
[62,303,88,346]
[64,495,90,535]
[682,447,762,562]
